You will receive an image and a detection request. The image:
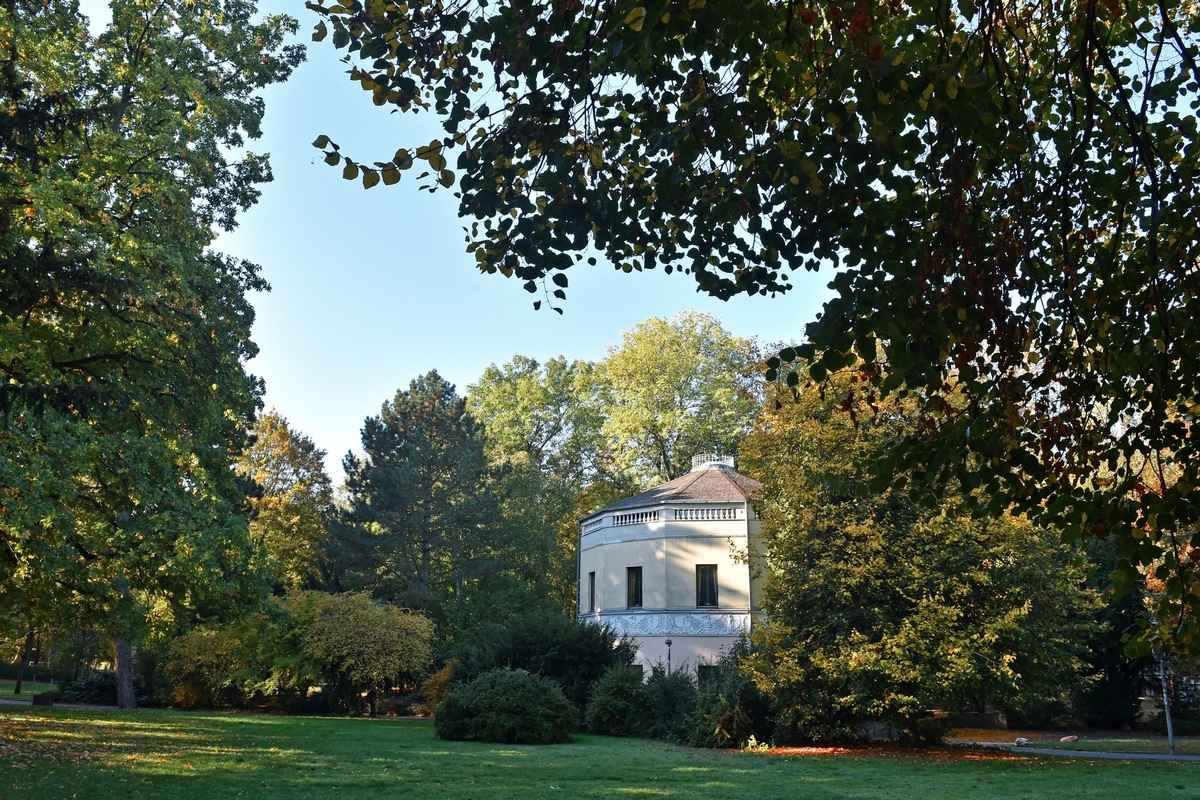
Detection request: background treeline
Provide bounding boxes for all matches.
[2,311,1185,740]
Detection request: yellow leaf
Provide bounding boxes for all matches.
[362,170,381,189]
[382,166,401,185]
[342,161,359,181]
[947,75,959,100]
[625,6,647,31]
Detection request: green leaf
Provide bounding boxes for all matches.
[362,169,381,189]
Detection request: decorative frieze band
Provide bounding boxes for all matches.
[578,610,750,637]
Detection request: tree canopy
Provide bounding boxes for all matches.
[0,0,303,652]
[741,373,1100,740]
[340,371,499,618]
[592,310,760,485]
[309,0,1200,646]
[237,411,335,592]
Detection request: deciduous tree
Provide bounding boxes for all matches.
[741,373,1100,741]
[237,411,335,592]
[592,311,760,485]
[308,0,1200,645]
[0,0,303,706]
[467,355,610,615]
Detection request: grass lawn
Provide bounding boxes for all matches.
[1,708,1197,800]
[0,680,59,702]
[948,727,1200,756]
[1035,737,1200,756]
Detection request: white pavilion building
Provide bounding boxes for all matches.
[576,454,764,673]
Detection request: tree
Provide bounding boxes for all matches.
[289,591,434,712]
[0,1,303,706]
[340,371,499,623]
[463,316,759,614]
[740,373,1100,741]
[466,355,610,615]
[309,0,1200,646]
[591,311,760,485]
[237,411,335,592]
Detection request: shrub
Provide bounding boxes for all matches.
[452,611,637,711]
[913,715,952,745]
[1144,712,1200,736]
[435,668,578,744]
[416,662,456,716]
[160,627,248,709]
[60,670,150,706]
[586,666,649,736]
[644,666,697,742]
[688,639,772,749]
[288,591,435,712]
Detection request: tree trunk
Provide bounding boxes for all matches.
[114,637,137,709]
[13,628,35,696]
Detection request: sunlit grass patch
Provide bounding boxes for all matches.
[2,707,1199,800]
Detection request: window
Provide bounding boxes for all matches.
[587,571,596,612]
[626,566,643,609]
[696,564,718,607]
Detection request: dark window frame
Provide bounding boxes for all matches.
[587,571,596,612]
[626,566,643,609]
[696,564,718,608]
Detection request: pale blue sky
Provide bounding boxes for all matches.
[96,2,835,481]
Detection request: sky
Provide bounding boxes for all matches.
[99,2,836,481]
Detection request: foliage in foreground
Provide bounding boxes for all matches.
[310,0,1200,652]
[643,665,699,743]
[435,667,578,744]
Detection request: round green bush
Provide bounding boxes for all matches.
[435,668,578,744]
[586,665,649,736]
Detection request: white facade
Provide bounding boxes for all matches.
[577,456,763,673]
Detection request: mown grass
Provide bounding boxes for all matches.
[0,679,59,702]
[948,726,1200,756]
[1,707,1196,800]
[1035,737,1200,756]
